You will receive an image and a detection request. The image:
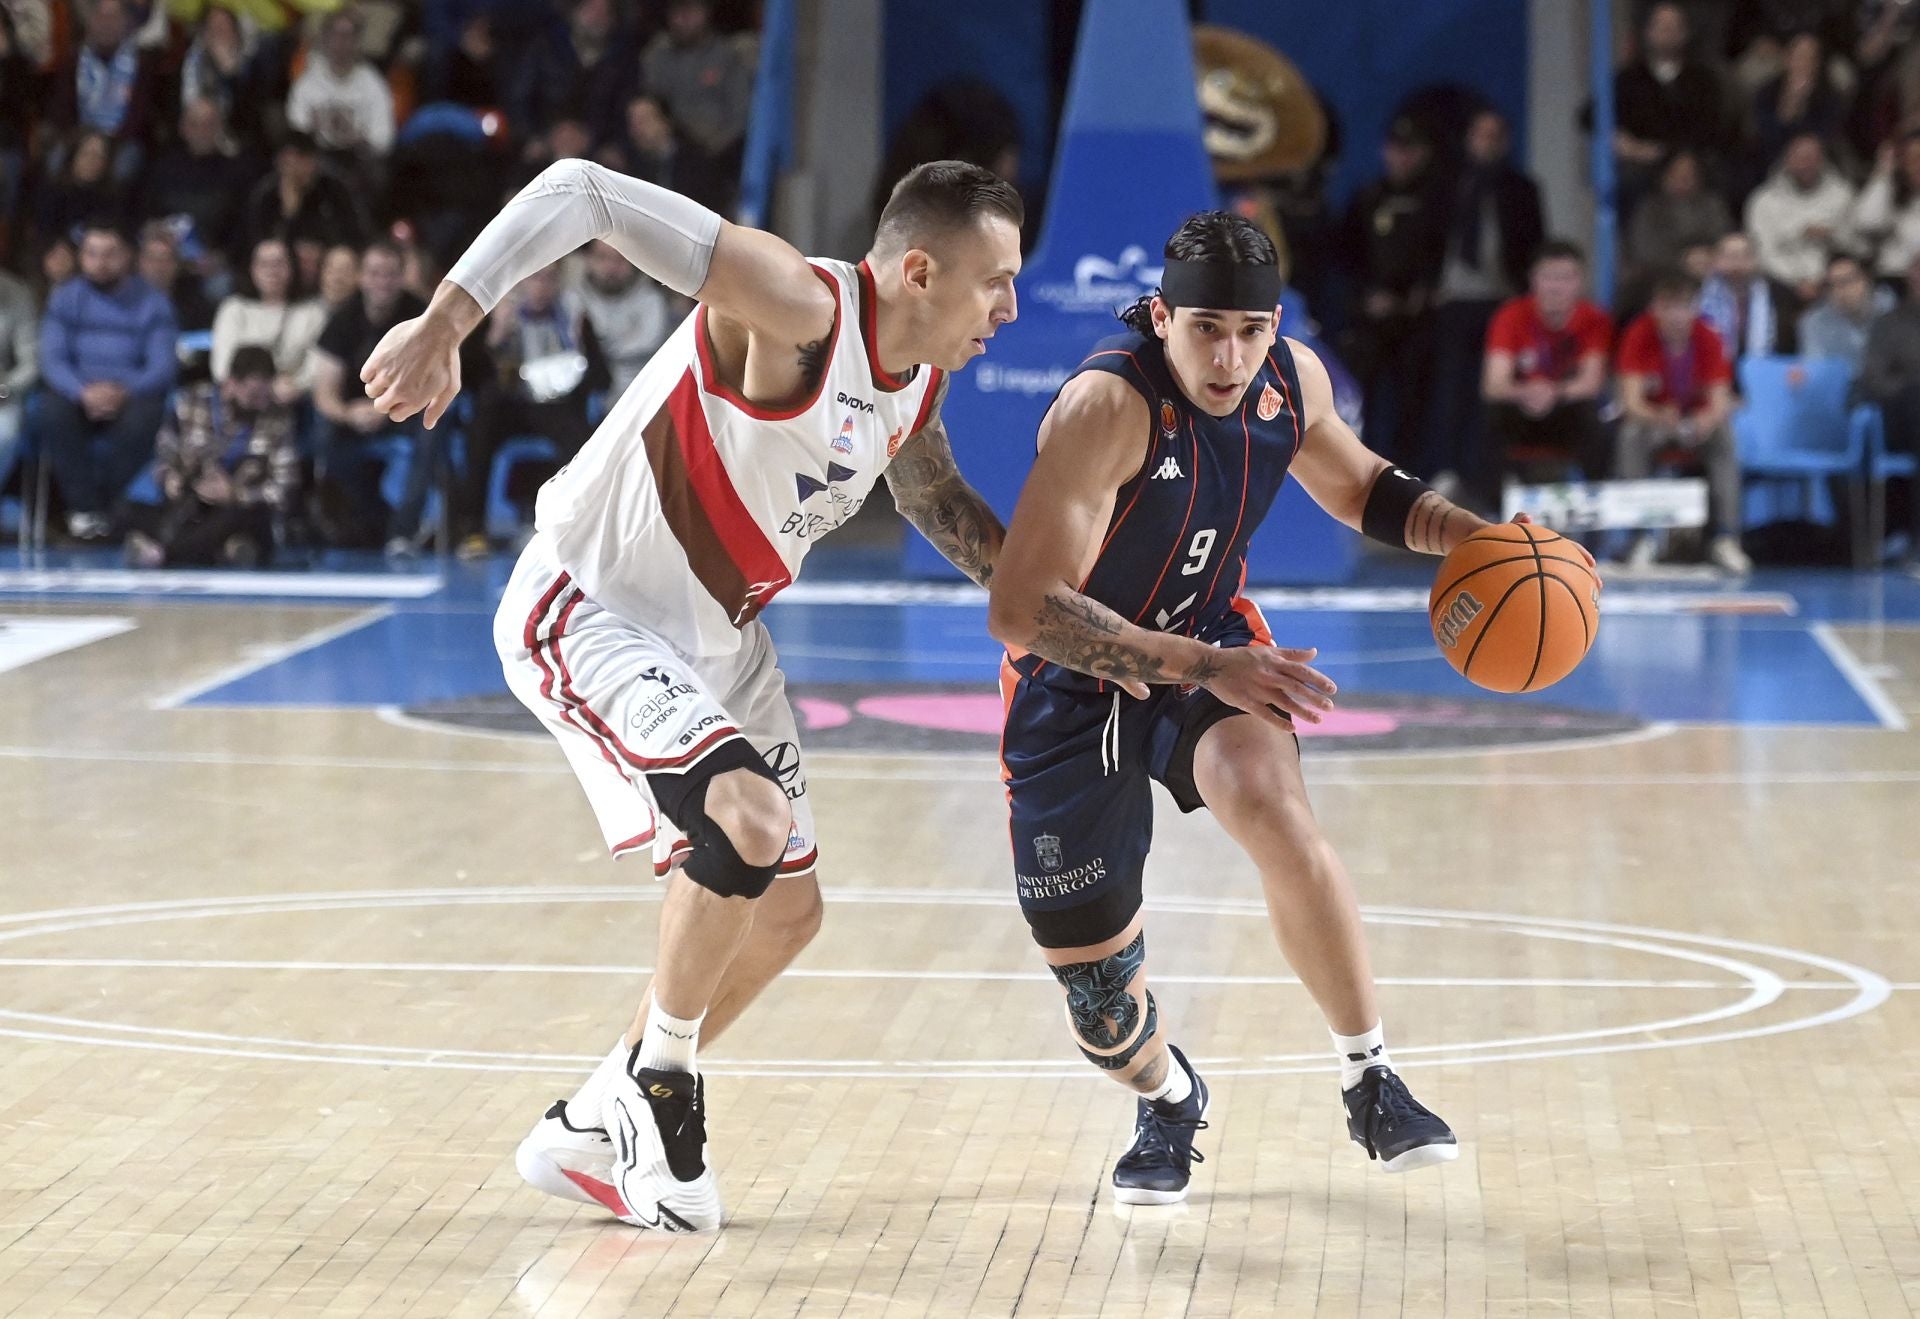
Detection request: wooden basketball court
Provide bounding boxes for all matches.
[2,570,1917,1317]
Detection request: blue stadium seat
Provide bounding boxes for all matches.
[487,436,558,539]
[1855,402,1918,562]
[1733,357,1866,565]
[396,103,492,147]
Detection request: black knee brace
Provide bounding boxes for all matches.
[647,738,785,900]
[1050,932,1159,1071]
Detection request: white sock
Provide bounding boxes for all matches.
[1141,1048,1194,1110]
[1332,1021,1391,1090]
[566,1038,631,1124]
[633,994,704,1074]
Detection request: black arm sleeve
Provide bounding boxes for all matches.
[1360,465,1433,548]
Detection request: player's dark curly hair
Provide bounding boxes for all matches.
[1118,211,1278,335]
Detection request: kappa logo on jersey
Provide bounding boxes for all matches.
[1258,381,1283,421]
[1160,400,1178,436]
[831,415,856,454]
[1152,455,1185,480]
[1034,833,1063,872]
[835,391,875,414]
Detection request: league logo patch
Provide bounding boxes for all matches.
[1160,400,1178,436]
[885,425,906,459]
[832,415,856,454]
[1258,382,1283,421]
[1034,833,1063,872]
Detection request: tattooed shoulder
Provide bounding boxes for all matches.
[796,337,828,391]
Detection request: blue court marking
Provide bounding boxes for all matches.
[3,545,1905,728]
[182,594,1889,727]
[0,548,452,602]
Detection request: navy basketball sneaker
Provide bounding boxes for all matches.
[1343,1065,1458,1172]
[1111,1045,1210,1204]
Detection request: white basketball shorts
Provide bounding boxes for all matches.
[494,532,818,878]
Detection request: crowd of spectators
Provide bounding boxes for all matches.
[5,0,1919,572]
[0,0,752,562]
[1318,1,1920,570]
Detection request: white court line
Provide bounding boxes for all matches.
[767,580,1799,616]
[0,957,1737,989]
[0,614,135,676]
[1299,720,1679,763]
[386,709,1682,764]
[1809,622,1910,731]
[372,705,546,742]
[6,739,1920,787]
[0,886,1890,1078]
[0,742,563,775]
[770,641,1444,667]
[147,604,396,710]
[0,567,442,598]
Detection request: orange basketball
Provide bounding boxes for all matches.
[1428,523,1600,693]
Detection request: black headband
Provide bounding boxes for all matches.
[1159,258,1282,313]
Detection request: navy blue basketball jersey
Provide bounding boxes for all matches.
[1011,329,1304,691]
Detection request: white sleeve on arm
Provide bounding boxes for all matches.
[446,159,723,314]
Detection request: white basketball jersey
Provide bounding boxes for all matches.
[534,258,943,656]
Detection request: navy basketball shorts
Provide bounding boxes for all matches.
[999,649,1286,950]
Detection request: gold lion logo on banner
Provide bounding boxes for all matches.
[1194,25,1327,182]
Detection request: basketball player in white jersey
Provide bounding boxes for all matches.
[360,159,1021,1232]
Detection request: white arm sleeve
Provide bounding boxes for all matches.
[446,159,723,313]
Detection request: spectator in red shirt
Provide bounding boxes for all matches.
[1614,269,1750,573]
[1480,239,1614,507]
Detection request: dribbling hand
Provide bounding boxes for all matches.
[1202,644,1337,728]
[1512,511,1602,585]
[360,315,463,429]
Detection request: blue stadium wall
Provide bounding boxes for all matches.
[882,0,1530,207]
[881,0,1531,582]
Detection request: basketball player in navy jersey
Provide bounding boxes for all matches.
[989,211,1592,1204]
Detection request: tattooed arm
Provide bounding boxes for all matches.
[885,376,1005,587]
[1283,337,1489,555]
[986,373,1336,724]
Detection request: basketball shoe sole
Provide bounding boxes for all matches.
[514,1100,631,1217]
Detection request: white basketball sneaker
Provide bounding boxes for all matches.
[514,1100,630,1218]
[601,1066,725,1232]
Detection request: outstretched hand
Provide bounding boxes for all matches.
[360,315,464,430]
[1202,644,1337,728]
